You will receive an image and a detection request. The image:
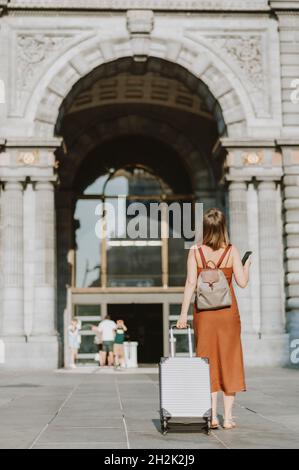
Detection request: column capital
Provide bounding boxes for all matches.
[4,138,62,149]
[221,138,276,149]
[35,179,56,191]
[277,140,299,147]
[279,145,299,170]
[224,145,283,182]
[257,180,277,191]
[256,176,280,183]
[226,175,251,184]
[2,179,24,190]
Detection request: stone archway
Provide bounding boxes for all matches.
[25,33,250,140]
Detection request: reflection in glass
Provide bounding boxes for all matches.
[105,168,165,287]
[75,305,101,362]
[74,200,100,288]
[74,165,193,289]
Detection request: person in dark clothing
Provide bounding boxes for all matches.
[113,319,127,369]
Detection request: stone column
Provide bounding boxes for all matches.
[228,179,253,334]
[23,182,35,338]
[0,183,2,338]
[56,190,74,340]
[33,180,56,336]
[1,180,24,336]
[282,146,299,366]
[257,180,285,335]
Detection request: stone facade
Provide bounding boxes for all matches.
[0,0,298,368]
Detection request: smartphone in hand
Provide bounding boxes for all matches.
[242,251,252,265]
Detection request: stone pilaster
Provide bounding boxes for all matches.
[281,144,299,366]
[1,180,24,336]
[33,180,56,336]
[257,180,285,335]
[228,179,253,334]
[23,182,35,337]
[0,183,2,338]
[56,190,74,341]
[0,142,60,369]
[223,140,288,366]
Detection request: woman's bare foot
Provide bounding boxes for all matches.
[211,417,220,429]
[223,418,236,430]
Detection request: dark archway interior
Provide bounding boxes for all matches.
[73,134,193,196]
[56,57,226,138]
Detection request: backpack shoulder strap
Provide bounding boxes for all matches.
[197,245,208,269]
[216,244,232,268]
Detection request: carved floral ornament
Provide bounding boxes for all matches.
[17,150,39,165]
[226,151,264,167]
[204,35,264,93]
[17,34,72,90]
[243,152,263,166]
[191,32,270,116]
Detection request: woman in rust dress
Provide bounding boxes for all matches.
[177,208,251,430]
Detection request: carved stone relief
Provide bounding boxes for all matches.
[207,36,264,92]
[187,32,270,116]
[11,33,75,116]
[17,34,69,90]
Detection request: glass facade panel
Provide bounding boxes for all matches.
[107,243,162,287]
[74,166,192,288]
[75,305,102,362]
[74,200,101,288]
[168,237,188,286]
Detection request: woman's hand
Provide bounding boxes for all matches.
[244,255,252,268]
[176,315,188,329]
[232,246,252,288]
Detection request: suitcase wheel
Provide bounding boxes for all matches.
[206,418,212,435]
[161,418,169,435]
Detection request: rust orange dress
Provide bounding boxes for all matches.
[193,245,246,394]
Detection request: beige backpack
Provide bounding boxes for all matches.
[196,245,232,311]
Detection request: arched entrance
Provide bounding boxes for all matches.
[56,57,228,365]
[0,10,291,370]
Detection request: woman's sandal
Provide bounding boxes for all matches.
[223,418,236,430]
[211,417,220,429]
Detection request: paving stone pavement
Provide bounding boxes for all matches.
[0,366,298,449]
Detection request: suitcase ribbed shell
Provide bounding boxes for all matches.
[159,357,212,418]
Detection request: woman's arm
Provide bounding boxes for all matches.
[177,248,198,329]
[232,245,252,288]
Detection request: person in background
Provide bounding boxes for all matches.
[68,318,81,369]
[113,319,128,369]
[97,315,117,367]
[92,325,103,366]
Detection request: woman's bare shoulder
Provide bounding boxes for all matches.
[230,245,241,257]
[189,243,201,252]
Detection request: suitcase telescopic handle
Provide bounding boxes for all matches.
[169,325,193,358]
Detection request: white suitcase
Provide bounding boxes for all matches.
[159,326,212,435]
